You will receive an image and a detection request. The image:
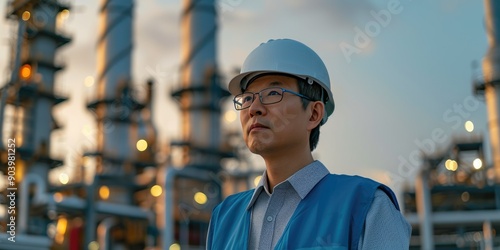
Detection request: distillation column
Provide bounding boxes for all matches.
[94,0,135,175]
[162,0,230,248]
[0,0,70,248]
[483,0,500,183]
[174,0,229,170]
[86,0,157,248]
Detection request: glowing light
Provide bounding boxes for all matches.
[169,243,181,250]
[84,76,95,87]
[224,110,237,123]
[99,186,110,200]
[0,206,6,219]
[465,121,474,132]
[473,158,482,169]
[83,155,95,170]
[0,174,5,191]
[461,191,470,202]
[82,156,90,165]
[457,171,467,183]
[136,139,148,152]
[47,223,56,238]
[253,176,262,187]
[60,9,70,19]
[487,168,496,181]
[56,217,67,234]
[20,64,32,79]
[445,159,458,171]
[59,173,69,185]
[88,241,99,250]
[194,191,208,205]
[22,11,31,21]
[150,185,162,197]
[53,192,63,202]
[55,217,68,244]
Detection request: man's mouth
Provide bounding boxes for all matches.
[249,123,270,133]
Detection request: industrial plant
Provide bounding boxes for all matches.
[403,1,500,249]
[0,0,257,249]
[0,0,499,250]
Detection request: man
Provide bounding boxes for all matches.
[207,39,411,249]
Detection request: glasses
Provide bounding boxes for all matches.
[233,87,313,110]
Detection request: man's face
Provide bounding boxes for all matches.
[239,74,311,156]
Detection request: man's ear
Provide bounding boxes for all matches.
[307,101,324,130]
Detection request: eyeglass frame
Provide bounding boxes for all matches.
[233,86,314,110]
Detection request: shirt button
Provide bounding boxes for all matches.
[266,216,273,222]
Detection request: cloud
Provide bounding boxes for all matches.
[265,0,381,29]
[134,6,181,82]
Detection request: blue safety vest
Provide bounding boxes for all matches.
[207,174,399,250]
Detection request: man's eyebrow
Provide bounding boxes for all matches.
[268,81,283,86]
[244,80,283,92]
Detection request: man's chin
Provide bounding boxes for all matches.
[247,141,270,155]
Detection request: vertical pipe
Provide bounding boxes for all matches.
[146,79,153,120]
[163,167,177,250]
[18,174,46,234]
[483,220,493,250]
[482,0,500,182]
[180,0,220,168]
[0,19,25,147]
[415,169,434,250]
[9,19,24,85]
[180,219,189,248]
[97,217,117,250]
[84,179,97,248]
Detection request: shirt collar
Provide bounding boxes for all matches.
[246,171,267,210]
[246,160,330,210]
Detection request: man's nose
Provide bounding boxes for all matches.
[248,93,265,116]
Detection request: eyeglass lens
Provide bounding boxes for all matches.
[234,87,284,110]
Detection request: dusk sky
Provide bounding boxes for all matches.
[0,0,490,196]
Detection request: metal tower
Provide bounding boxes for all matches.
[0,0,158,249]
[405,2,500,247]
[0,0,70,249]
[161,0,234,248]
[84,0,158,248]
[475,0,500,183]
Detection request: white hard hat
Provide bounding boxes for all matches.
[228,39,335,123]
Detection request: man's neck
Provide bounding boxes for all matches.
[263,150,314,193]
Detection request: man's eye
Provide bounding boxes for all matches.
[267,90,282,96]
[242,96,253,103]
